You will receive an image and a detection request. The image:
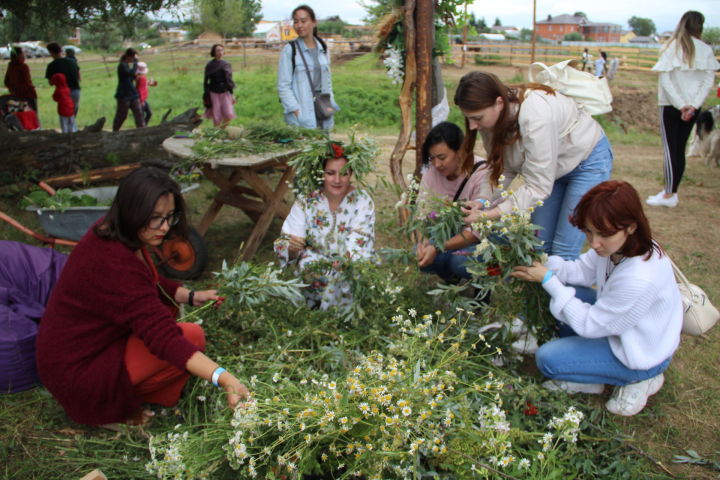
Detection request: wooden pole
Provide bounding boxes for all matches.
[415,0,433,178]
[531,0,537,64]
[461,1,468,68]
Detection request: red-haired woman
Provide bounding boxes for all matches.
[511,180,682,416]
[454,71,613,260]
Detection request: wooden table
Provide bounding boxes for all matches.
[162,137,298,261]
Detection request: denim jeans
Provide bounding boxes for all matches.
[420,248,474,283]
[531,134,613,260]
[536,285,671,386]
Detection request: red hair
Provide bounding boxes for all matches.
[570,180,660,259]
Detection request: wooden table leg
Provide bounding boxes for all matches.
[196,165,245,236]
[238,166,295,261]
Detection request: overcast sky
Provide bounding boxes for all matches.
[258,0,720,33]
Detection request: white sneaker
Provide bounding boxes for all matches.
[510,332,539,355]
[645,193,678,208]
[605,374,664,416]
[509,317,527,335]
[542,379,605,394]
[646,190,665,201]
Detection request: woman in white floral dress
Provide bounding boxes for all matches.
[274,143,375,309]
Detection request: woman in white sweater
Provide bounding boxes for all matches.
[647,11,720,208]
[512,180,683,416]
[454,71,613,260]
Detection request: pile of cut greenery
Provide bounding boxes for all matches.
[22,188,105,212]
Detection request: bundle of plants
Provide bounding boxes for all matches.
[395,176,467,252]
[463,204,557,344]
[183,124,326,165]
[22,188,103,212]
[145,309,593,480]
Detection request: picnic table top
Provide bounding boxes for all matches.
[162,137,300,168]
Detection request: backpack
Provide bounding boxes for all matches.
[290,36,327,73]
[528,60,613,116]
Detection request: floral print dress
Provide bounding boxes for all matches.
[274,188,375,310]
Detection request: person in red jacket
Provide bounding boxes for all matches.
[36,167,249,428]
[50,72,76,133]
[135,61,157,126]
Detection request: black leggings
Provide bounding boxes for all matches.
[659,106,696,194]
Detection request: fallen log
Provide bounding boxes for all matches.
[0,108,201,186]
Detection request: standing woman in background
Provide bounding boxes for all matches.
[277,4,339,129]
[647,10,719,208]
[112,48,145,131]
[203,44,236,128]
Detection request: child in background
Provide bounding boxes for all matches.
[50,73,76,133]
[135,62,157,126]
[594,51,607,78]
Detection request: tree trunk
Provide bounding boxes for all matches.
[414,0,433,179]
[0,108,201,185]
[388,0,417,192]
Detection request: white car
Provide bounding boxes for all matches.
[0,47,10,59]
[63,45,82,55]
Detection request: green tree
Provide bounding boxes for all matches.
[0,0,180,40]
[493,17,501,27]
[563,32,583,41]
[573,11,587,18]
[703,27,720,45]
[318,16,347,35]
[628,16,656,36]
[196,0,262,38]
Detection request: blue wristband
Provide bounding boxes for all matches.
[542,270,554,285]
[211,367,226,387]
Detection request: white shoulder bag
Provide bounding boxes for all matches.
[528,60,613,116]
[670,259,719,336]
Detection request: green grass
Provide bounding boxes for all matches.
[2,51,720,480]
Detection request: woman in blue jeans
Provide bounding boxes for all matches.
[454,71,613,260]
[511,180,682,416]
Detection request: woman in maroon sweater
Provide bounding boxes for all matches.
[36,167,248,427]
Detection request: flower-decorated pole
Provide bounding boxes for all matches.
[388,0,417,192]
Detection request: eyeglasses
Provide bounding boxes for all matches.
[147,212,181,230]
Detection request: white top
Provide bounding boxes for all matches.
[479,90,602,215]
[543,249,683,370]
[653,37,720,109]
[274,188,374,310]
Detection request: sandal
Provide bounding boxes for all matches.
[100,408,155,434]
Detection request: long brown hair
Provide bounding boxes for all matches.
[663,11,704,67]
[453,71,554,185]
[570,180,660,259]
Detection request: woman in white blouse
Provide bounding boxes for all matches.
[647,11,720,208]
[454,71,613,260]
[274,142,374,310]
[512,180,682,416]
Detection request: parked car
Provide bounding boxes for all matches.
[13,43,49,58]
[63,45,82,55]
[0,47,10,59]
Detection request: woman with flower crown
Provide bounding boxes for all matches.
[274,140,375,310]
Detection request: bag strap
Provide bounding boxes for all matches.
[294,39,319,98]
[527,62,554,83]
[452,160,486,203]
[668,257,692,290]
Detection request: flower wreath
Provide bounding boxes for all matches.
[288,132,378,197]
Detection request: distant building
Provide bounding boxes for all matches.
[479,33,506,41]
[159,27,189,43]
[536,14,622,42]
[619,30,636,43]
[629,35,660,44]
[491,25,520,38]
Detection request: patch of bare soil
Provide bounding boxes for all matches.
[608,87,659,132]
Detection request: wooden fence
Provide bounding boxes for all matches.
[451,43,660,71]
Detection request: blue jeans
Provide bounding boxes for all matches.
[536,286,671,386]
[420,248,473,283]
[531,134,613,260]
